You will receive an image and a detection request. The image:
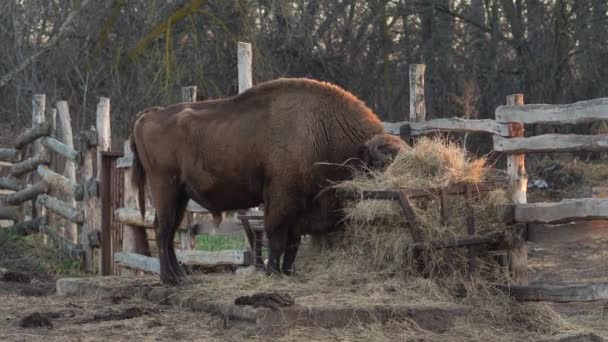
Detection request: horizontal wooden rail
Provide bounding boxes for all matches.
[0,148,18,163]
[383,118,509,136]
[0,177,19,191]
[514,198,608,224]
[37,194,84,224]
[338,182,505,201]
[6,182,48,206]
[37,165,84,201]
[14,122,51,149]
[527,221,608,243]
[0,206,19,221]
[114,250,252,274]
[494,134,608,153]
[10,154,49,177]
[41,137,81,163]
[496,97,608,124]
[500,282,608,302]
[115,207,155,228]
[410,232,504,251]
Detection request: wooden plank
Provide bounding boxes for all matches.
[527,220,608,243]
[6,182,48,206]
[14,122,51,149]
[495,97,608,124]
[0,148,18,163]
[0,177,19,191]
[93,97,111,273]
[114,249,252,274]
[175,250,252,266]
[501,282,608,302]
[410,232,504,250]
[0,206,19,221]
[41,136,81,163]
[30,94,47,221]
[409,64,426,122]
[57,100,78,246]
[515,198,608,224]
[384,118,510,137]
[181,86,197,102]
[115,207,155,228]
[339,182,505,201]
[37,165,83,201]
[494,134,608,153]
[237,41,252,94]
[10,153,49,177]
[505,94,528,286]
[114,252,160,274]
[37,194,84,224]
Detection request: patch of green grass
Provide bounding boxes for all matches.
[196,233,247,251]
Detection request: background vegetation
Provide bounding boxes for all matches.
[0,0,606,151]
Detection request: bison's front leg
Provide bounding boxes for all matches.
[281,232,301,275]
[265,225,289,275]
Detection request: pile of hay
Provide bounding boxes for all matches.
[322,136,511,282]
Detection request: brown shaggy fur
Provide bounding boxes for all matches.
[130,77,406,284]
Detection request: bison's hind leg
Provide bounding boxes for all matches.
[281,231,301,275]
[149,175,190,286]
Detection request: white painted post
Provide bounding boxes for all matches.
[238,42,253,94]
[56,101,78,243]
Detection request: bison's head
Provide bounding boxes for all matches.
[358,134,407,169]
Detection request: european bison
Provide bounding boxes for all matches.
[130,78,406,285]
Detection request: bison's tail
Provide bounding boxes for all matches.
[130,134,147,220]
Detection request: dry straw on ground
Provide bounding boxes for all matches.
[176,137,584,340]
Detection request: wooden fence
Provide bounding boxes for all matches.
[382,72,608,302]
[0,95,111,273]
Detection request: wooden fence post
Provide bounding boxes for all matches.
[118,141,149,276]
[506,94,528,285]
[56,101,78,243]
[409,64,426,123]
[31,95,46,222]
[96,97,111,273]
[80,127,96,272]
[237,42,252,94]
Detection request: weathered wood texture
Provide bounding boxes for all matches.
[0,206,19,221]
[514,198,608,224]
[79,131,97,272]
[37,165,83,201]
[503,282,608,302]
[14,122,51,149]
[115,207,155,228]
[409,64,426,122]
[496,97,608,124]
[0,177,19,191]
[527,221,608,243]
[6,182,48,206]
[0,148,18,163]
[56,100,78,243]
[114,250,252,274]
[37,194,84,224]
[237,42,252,94]
[10,153,49,177]
[384,118,509,136]
[120,141,151,276]
[41,136,81,162]
[494,134,608,153]
[504,94,528,286]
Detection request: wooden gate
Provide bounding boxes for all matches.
[100,151,124,275]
